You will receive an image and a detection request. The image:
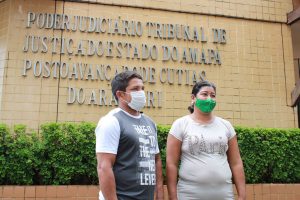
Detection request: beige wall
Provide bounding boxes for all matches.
[78,0,292,23]
[0,0,297,130]
[0,0,9,116]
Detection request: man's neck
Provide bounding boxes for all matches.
[119,105,140,116]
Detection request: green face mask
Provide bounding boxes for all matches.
[195,98,216,113]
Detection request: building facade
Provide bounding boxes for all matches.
[0,0,297,130]
[289,0,300,125]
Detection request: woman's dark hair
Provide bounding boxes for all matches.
[188,80,216,113]
[111,71,143,101]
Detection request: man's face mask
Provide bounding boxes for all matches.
[195,98,216,113]
[123,91,146,111]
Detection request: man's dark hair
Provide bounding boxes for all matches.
[188,80,216,113]
[111,71,143,101]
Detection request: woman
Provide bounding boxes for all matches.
[166,81,246,200]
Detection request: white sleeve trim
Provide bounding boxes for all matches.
[95,115,120,154]
[169,132,183,142]
[169,117,185,142]
[219,117,236,140]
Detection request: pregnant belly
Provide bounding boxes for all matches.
[179,158,232,184]
[177,180,234,200]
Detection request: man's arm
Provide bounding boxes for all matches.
[97,153,118,200]
[155,154,164,200]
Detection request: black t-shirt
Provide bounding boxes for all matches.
[112,111,158,200]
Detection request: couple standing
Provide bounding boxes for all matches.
[95,71,246,200]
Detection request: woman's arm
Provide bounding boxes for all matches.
[227,136,246,200]
[166,134,182,200]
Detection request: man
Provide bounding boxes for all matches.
[95,71,164,200]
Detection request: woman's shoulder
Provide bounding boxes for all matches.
[172,115,191,125]
[214,116,235,133]
[215,116,232,124]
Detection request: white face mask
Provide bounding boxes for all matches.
[124,91,146,111]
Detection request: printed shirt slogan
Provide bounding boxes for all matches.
[133,124,156,186]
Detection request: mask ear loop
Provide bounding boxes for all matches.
[118,91,130,104]
[191,101,195,107]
